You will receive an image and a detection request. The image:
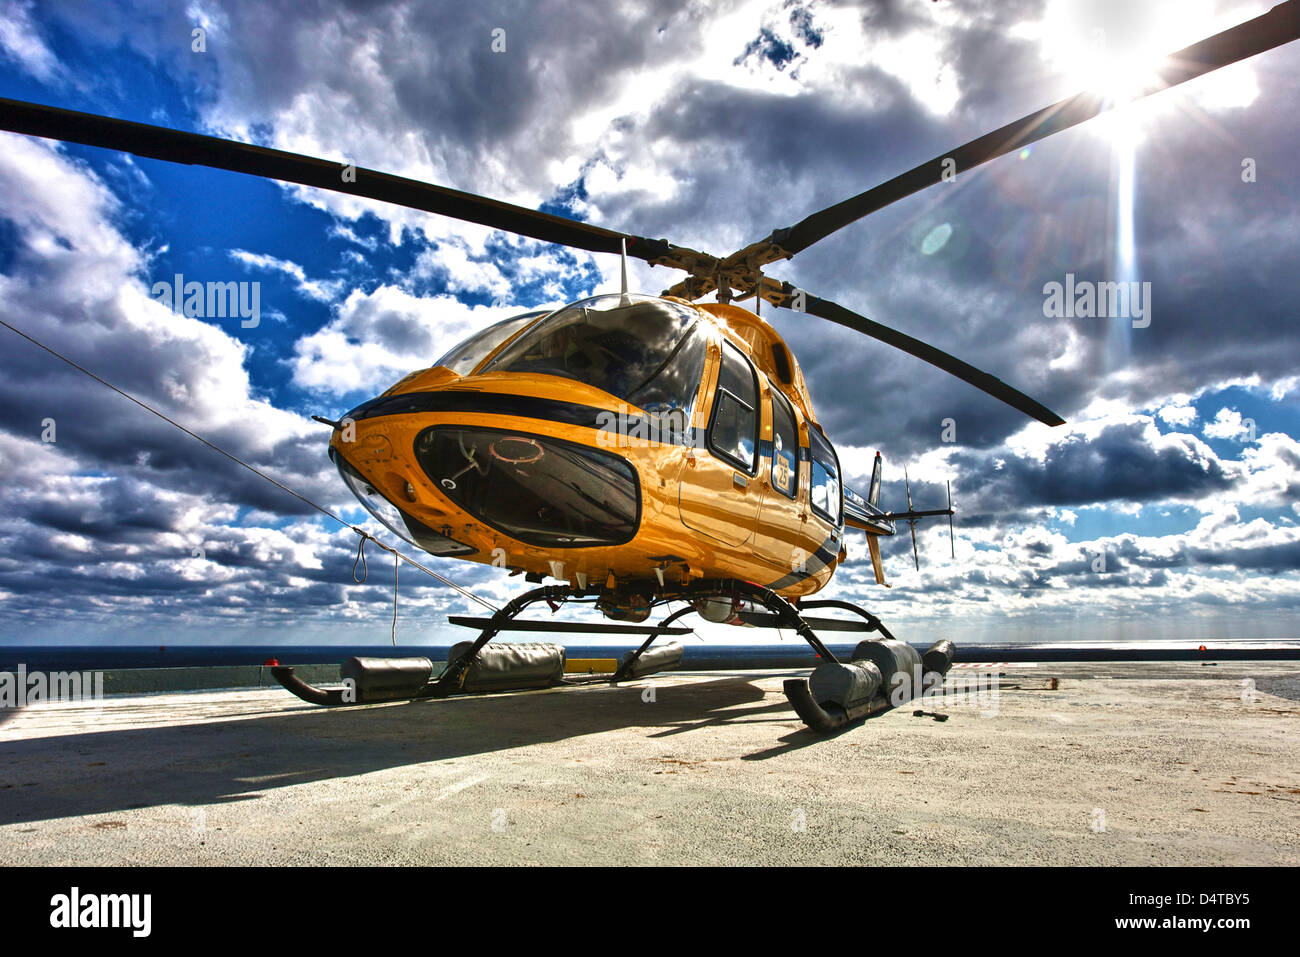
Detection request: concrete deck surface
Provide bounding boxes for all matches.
[1,662,1297,865]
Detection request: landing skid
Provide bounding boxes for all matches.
[270,579,956,735]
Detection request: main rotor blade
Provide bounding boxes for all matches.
[782,289,1065,426]
[767,0,1300,258]
[0,97,681,263]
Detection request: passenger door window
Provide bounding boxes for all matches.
[708,341,758,473]
[809,428,842,525]
[770,389,798,499]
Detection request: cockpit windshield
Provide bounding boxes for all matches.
[480,294,706,417]
[434,310,550,376]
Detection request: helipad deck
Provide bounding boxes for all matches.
[1,662,1297,866]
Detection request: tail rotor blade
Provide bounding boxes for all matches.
[905,468,920,571]
[947,481,955,560]
[867,535,889,587]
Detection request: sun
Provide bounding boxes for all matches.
[1034,0,1263,113]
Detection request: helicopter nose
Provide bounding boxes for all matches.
[344,430,395,468]
[332,437,476,558]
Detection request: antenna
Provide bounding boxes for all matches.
[905,466,919,571]
[880,470,957,571]
[619,238,630,305]
[947,480,955,559]
[868,451,882,507]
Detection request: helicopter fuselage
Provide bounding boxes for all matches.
[329,295,858,616]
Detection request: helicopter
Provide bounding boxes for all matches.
[2,1,1298,733]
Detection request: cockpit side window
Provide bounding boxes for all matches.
[708,340,759,473]
[770,388,799,499]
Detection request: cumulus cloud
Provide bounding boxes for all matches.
[1158,402,1198,427]
[1204,407,1254,441]
[3,0,1298,643]
[0,133,501,636]
[290,284,560,397]
[0,1,61,81]
[229,249,345,303]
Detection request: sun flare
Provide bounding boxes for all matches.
[1035,0,1264,119]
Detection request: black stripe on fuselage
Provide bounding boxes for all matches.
[349,388,840,587]
[765,534,840,590]
[346,390,702,448]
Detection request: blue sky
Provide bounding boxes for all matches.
[0,0,1297,647]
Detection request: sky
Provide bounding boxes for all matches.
[0,0,1297,648]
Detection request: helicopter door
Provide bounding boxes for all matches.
[678,340,762,547]
[753,386,805,571]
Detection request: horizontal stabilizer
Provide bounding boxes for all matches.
[844,484,895,535]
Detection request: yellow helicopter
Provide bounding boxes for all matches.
[329,292,920,611]
[312,285,971,729]
[3,1,1296,732]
